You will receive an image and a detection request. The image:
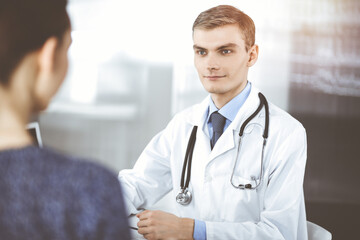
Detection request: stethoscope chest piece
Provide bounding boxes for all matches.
[176,188,192,205]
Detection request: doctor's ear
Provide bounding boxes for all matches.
[247,44,259,67]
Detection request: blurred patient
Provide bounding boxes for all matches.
[0,0,130,239]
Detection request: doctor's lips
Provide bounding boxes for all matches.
[204,75,226,80]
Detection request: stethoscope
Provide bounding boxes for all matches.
[176,92,269,205]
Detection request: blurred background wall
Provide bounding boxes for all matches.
[37,0,359,238]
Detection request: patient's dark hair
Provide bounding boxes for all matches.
[0,0,70,86]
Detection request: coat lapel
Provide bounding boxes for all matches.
[208,87,262,162]
[184,87,266,165]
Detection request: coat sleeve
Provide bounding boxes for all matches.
[206,126,308,240]
[118,120,175,216]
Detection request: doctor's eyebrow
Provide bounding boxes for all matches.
[193,43,239,51]
[193,45,207,51]
[217,43,238,50]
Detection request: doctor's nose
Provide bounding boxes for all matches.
[206,54,220,71]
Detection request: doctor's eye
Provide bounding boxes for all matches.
[221,49,232,54]
[197,50,207,56]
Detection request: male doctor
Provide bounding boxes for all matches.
[119,5,308,240]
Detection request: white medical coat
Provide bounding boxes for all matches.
[119,87,308,240]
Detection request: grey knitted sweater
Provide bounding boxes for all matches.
[0,146,131,240]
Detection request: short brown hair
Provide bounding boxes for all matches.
[192,5,255,52]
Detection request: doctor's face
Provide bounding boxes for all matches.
[193,24,258,106]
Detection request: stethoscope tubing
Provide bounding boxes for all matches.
[230,92,269,190]
[180,126,197,191]
[178,92,269,204]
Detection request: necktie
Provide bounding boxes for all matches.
[210,111,226,150]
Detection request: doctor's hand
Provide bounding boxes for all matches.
[136,210,194,240]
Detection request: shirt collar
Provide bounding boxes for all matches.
[207,82,252,123]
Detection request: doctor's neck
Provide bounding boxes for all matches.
[210,80,248,109]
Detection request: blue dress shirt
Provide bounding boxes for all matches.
[207,82,251,138]
[193,82,252,240]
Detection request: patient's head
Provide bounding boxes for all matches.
[0,0,71,111]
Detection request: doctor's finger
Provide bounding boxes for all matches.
[136,209,151,219]
[137,218,153,228]
[142,233,156,240]
[137,225,154,236]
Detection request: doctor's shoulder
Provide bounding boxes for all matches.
[267,101,306,138]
